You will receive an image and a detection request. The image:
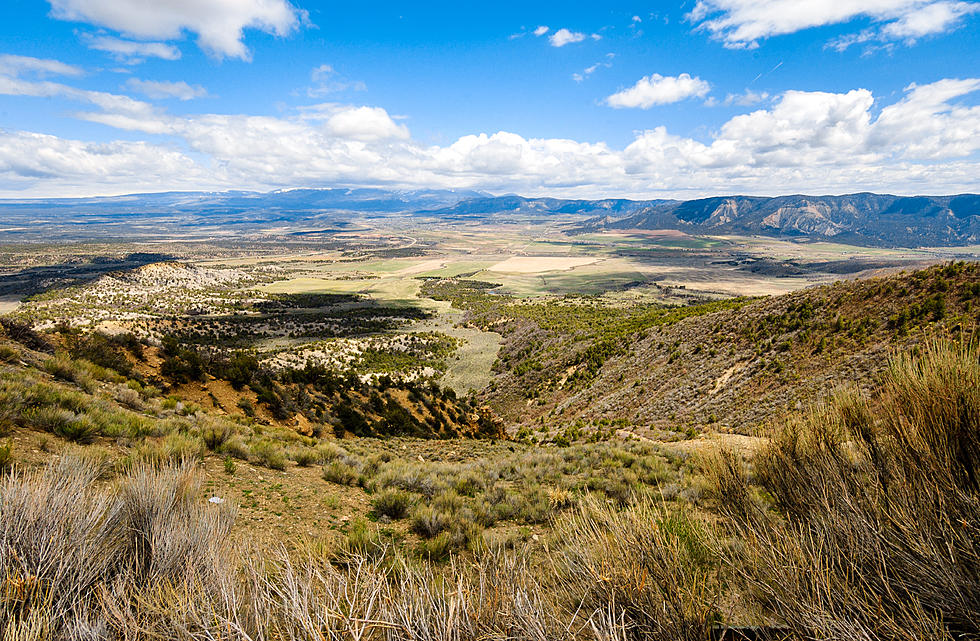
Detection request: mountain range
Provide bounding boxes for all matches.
[1,189,978,246]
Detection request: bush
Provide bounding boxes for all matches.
[0,440,12,469]
[55,413,99,444]
[202,422,234,451]
[323,460,359,485]
[714,338,980,640]
[410,504,453,538]
[68,332,136,377]
[249,440,287,471]
[134,433,204,465]
[0,343,19,363]
[288,446,319,467]
[43,356,96,392]
[415,531,453,561]
[556,495,723,641]
[334,518,388,563]
[220,435,251,460]
[371,488,412,520]
[0,458,234,634]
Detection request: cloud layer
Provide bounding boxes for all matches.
[0,56,979,198]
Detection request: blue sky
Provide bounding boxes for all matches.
[0,0,979,197]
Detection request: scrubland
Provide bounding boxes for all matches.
[1,245,979,639]
[2,333,980,639]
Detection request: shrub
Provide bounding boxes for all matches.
[415,531,453,561]
[202,422,234,451]
[0,440,12,470]
[316,441,348,463]
[249,440,287,471]
[43,356,96,392]
[220,435,250,460]
[323,460,359,485]
[114,385,144,410]
[288,446,319,467]
[556,495,723,641]
[135,433,204,465]
[0,457,234,634]
[55,413,99,444]
[714,338,980,640]
[371,488,412,520]
[22,406,74,433]
[334,518,388,563]
[410,504,453,538]
[0,343,19,363]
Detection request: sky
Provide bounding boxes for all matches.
[0,0,979,198]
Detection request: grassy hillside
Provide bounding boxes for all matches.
[427,262,980,440]
[1,336,978,639]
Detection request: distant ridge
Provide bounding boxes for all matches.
[424,192,980,247]
[591,193,980,247]
[1,188,977,247]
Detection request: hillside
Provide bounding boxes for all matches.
[425,262,980,439]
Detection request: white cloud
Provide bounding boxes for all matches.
[533,25,550,36]
[319,105,410,141]
[125,78,207,100]
[307,64,367,97]
[0,54,82,78]
[689,0,979,49]
[549,28,587,46]
[724,89,770,106]
[1,73,980,199]
[83,35,181,62]
[0,130,209,195]
[882,1,979,38]
[47,0,305,59]
[606,73,711,108]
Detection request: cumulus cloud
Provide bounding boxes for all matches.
[125,78,207,100]
[1,72,980,198]
[689,0,979,49]
[606,73,711,108]
[82,35,181,62]
[0,130,209,195]
[549,28,593,46]
[533,25,550,36]
[47,0,305,59]
[317,105,410,141]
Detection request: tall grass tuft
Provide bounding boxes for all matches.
[556,494,724,641]
[713,337,980,640]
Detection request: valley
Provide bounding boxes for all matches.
[1,210,979,639]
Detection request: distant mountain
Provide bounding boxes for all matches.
[2,188,978,246]
[419,192,980,246]
[0,188,483,215]
[0,188,485,241]
[419,195,672,218]
[581,193,980,247]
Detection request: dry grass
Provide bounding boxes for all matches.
[711,337,980,640]
[0,453,709,640]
